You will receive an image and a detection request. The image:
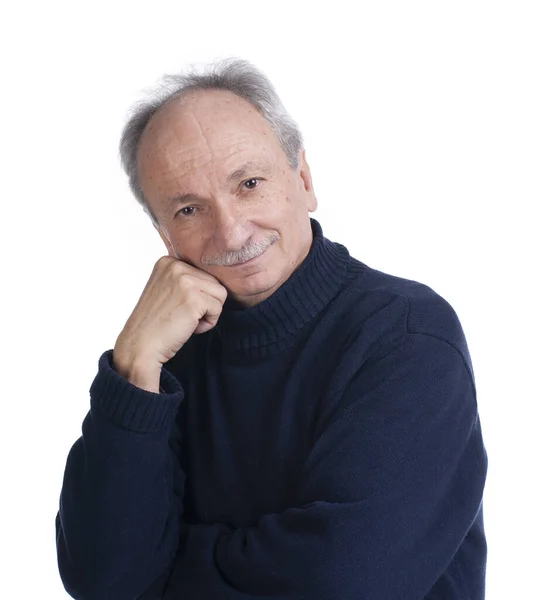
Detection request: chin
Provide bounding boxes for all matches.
[226,270,282,302]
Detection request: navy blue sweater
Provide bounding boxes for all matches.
[56,218,488,599]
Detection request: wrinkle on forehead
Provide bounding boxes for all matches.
[137,90,284,203]
[139,89,268,161]
[147,136,264,179]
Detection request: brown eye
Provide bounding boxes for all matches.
[243,178,259,190]
[179,207,195,217]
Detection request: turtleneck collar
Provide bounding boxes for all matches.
[212,218,351,361]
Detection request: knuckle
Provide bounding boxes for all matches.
[156,255,173,267]
[178,272,194,290]
[154,255,175,275]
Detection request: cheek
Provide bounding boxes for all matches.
[196,236,218,267]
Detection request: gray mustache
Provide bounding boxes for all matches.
[203,233,280,267]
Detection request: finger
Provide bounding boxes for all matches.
[196,278,229,305]
[170,257,226,286]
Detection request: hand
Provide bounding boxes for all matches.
[113,256,228,390]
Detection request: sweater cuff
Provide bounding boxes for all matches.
[89,349,184,433]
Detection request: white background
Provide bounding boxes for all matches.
[1,1,541,598]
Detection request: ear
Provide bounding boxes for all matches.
[154,224,177,258]
[299,149,318,213]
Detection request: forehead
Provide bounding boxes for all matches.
[137,90,282,182]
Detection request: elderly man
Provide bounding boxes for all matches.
[55,59,488,599]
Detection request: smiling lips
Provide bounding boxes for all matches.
[233,252,263,266]
[231,245,269,267]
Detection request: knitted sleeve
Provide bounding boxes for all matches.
[55,349,185,600]
[159,333,488,599]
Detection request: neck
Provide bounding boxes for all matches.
[212,218,351,361]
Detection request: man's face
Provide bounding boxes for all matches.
[137,89,318,308]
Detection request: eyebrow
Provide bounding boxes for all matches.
[226,160,268,183]
[164,160,271,212]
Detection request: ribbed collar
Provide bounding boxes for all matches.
[213,218,351,360]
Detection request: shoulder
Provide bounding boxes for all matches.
[312,255,478,428]
[336,256,473,368]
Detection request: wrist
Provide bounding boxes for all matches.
[112,348,162,393]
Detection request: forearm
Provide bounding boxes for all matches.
[56,350,185,600]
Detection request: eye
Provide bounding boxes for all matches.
[242,178,260,190]
[178,206,196,217]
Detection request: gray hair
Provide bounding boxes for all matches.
[119,58,304,227]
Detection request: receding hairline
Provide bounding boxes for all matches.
[141,87,259,140]
[136,87,275,168]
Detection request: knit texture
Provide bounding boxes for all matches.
[56,218,488,599]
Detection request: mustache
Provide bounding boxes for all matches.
[202,232,280,267]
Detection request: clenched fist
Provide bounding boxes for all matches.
[112,256,228,392]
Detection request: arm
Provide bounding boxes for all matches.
[55,349,185,600]
[160,333,488,599]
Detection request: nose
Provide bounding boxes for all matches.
[211,199,251,252]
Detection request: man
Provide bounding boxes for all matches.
[55,58,488,599]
